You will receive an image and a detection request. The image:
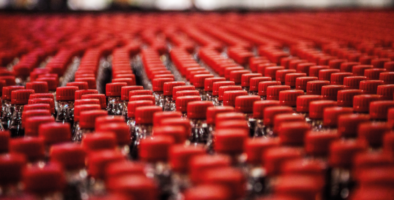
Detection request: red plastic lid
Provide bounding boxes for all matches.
[163,81,186,96]
[338,114,370,138]
[319,69,340,81]
[296,95,322,113]
[321,85,346,101]
[216,120,249,132]
[385,61,394,71]
[278,122,311,146]
[75,89,98,100]
[135,106,162,124]
[174,90,200,101]
[353,65,373,76]
[223,90,248,106]
[323,107,353,127]
[377,85,394,100]
[329,140,367,168]
[340,62,359,72]
[204,77,226,92]
[96,123,131,145]
[353,94,382,113]
[28,98,55,113]
[245,137,280,165]
[330,72,353,85]
[306,80,330,95]
[170,145,205,173]
[106,82,127,97]
[295,76,318,91]
[365,68,386,80]
[26,81,48,93]
[264,106,294,126]
[309,66,329,77]
[273,175,322,200]
[276,69,296,83]
[279,90,304,107]
[337,89,363,107]
[56,86,78,101]
[266,85,291,100]
[329,59,347,69]
[285,73,307,88]
[296,63,314,75]
[129,95,155,102]
[87,150,125,179]
[343,76,367,89]
[273,114,305,134]
[206,106,234,125]
[265,66,285,79]
[193,74,214,88]
[95,116,125,129]
[372,58,390,68]
[282,158,327,182]
[0,76,16,86]
[74,77,96,89]
[126,100,154,119]
[309,100,337,120]
[82,132,117,152]
[74,99,100,107]
[25,116,55,137]
[234,95,260,113]
[183,184,231,200]
[66,82,89,90]
[358,122,391,148]
[379,72,394,84]
[139,136,174,162]
[189,155,232,184]
[224,67,244,80]
[241,73,261,87]
[351,187,394,200]
[263,147,303,176]
[105,161,145,187]
[359,80,384,94]
[23,162,65,194]
[0,131,10,153]
[112,78,134,86]
[218,85,242,101]
[36,77,58,91]
[11,89,34,105]
[121,86,143,101]
[152,78,175,92]
[250,77,272,92]
[129,90,153,98]
[80,110,108,129]
[153,126,187,144]
[0,153,26,185]
[370,101,394,120]
[74,104,100,122]
[109,175,157,200]
[187,101,214,119]
[153,111,182,126]
[38,122,71,146]
[2,86,24,100]
[10,137,45,162]
[212,81,235,96]
[383,133,394,155]
[50,143,86,170]
[305,131,339,157]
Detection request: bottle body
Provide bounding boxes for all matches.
[132,124,153,159]
[205,91,213,101]
[63,169,88,200]
[73,128,94,142]
[106,96,123,115]
[56,100,74,126]
[153,91,164,107]
[2,99,10,129]
[196,87,206,100]
[212,95,220,106]
[145,162,172,200]
[163,95,175,111]
[245,164,267,199]
[189,119,209,145]
[9,104,24,137]
[330,167,354,200]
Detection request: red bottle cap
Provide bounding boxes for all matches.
[224,67,244,80]
[22,109,51,128]
[50,143,86,170]
[153,111,182,126]
[106,82,127,97]
[163,81,186,96]
[129,95,155,102]
[56,86,78,101]
[330,72,353,85]
[75,89,98,100]
[305,131,340,157]
[274,114,305,135]
[11,89,34,105]
[212,81,235,96]
[23,163,65,194]
[241,73,262,87]
[10,137,45,162]
[245,137,280,165]
[74,99,100,107]
[385,61,394,71]
[266,85,291,100]
[121,86,143,101]
[273,175,322,200]
[285,73,307,88]
[0,153,26,185]
[263,147,303,176]
[153,126,187,144]
[278,122,311,146]
[112,78,134,86]
[193,74,214,88]
[309,66,329,77]
[319,69,339,81]
[329,59,347,69]
[23,103,51,112]
[82,132,117,152]
[323,107,353,127]
[28,98,55,113]
[0,76,16,86]
[25,116,55,137]
[135,106,162,124]
[176,96,201,113]
[74,77,96,89]
[187,101,213,119]
[249,77,272,92]
[309,100,337,120]
[170,145,205,173]
[87,150,125,179]
[234,95,260,113]
[295,76,318,91]
[351,187,393,200]
[372,58,390,68]
[139,136,174,162]
[337,89,363,107]
[257,63,276,75]
[370,101,394,120]
[340,62,359,72]
[80,110,108,129]
[360,80,384,94]
[218,85,242,101]
[253,100,280,119]
[379,72,394,84]
[216,113,245,125]
[95,116,125,129]
[97,123,131,145]
[353,94,382,113]
[174,90,200,101]
[365,68,386,80]
[2,86,24,100]
[264,106,294,126]
[127,100,154,119]
[189,155,232,184]
[265,66,284,79]
[338,114,370,138]
[306,80,330,95]
[184,184,231,200]
[321,85,346,101]
[377,85,394,100]
[296,63,315,75]
[329,140,367,168]
[38,122,71,146]
[26,81,48,93]
[358,122,391,148]
[109,175,157,200]
[343,76,367,89]
[222,90,247,107]
[352,65,373,76]
[105,161,145,188]
[279,90,304,107]
[152,78,175,92]
[74,104,100,122]
[383,133,394,155]
[206,107,234,125]
[66,81,89,90]
[36,77,58,91]
[296,95,322,113]
[282,158,326,181]
[216,120,249,132]
[204,77,226,92]
[129,90,153,98]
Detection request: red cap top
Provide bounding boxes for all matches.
[372,58,390,68]
[282,158,326,183]
[105,161,145,187]
[10,137,45,162]
[353,94,382,113]
[39,122,71,146]
[152,78,174,92]
[187,101,214,119]
[385,61,394,71]
[161,118,192,137]
[184,185,230,200]
[223,90,248,106]
[66,82,89,90]
[96,123,131,145]
[370,101,394,120]
[309,100,337,120]
[358,122,391,148]
[173,86,196,97]
[50,143,86,170]
[338,114,371,138]
[309,66,329,77]
[36,77,58,91]
[273,114,305,135]
[296,95,322,113]
[0,153,26,185]
[204,77,226,92]
[250,77,272,92]
[330,72,353,85]
[337,89,363,107]
[245,137,280,165]
[129,95,155,102]
[321,85,346,101]
[265,66,285,79]
[305,131,340,157]
[352,65,373,76]
[383,133,394,155]
[296,63,315,75]
[264,106,294,126]
[153,111,182,126]
[379,72,394,84]
[109,175,157,200]
[234,95,260,113]
[163,81,186,96]
[153,126,187,144]
[253,100,280,119]
[216,120,249,132]
[176,96,201,113]
[279,90,304,107]
[170,145,206,173]
[241,73,261,87]
[323,107,353,127]
[26,81,48,93]
[193,74,214,88]
[273,175,322,200]
[377,85,394,100]
[306,80,330,95]
[82,133,117,152]
[329,59,347,69]
[329,140,367,168]
[263,147,303,176]
[343,76,367,89]
[2,86,24,100]
[22,109,51,128]
[25,116,55,137]
[295,76,318,91]
[319,69,340,81]
[74,99,100,107]
[276,69,296,83]
[75,89,98,100]
[74,104,100,122]
[285,73,307,88]
[87,150,125,179]
[224,67,244,80]
[359,80,384,94]
[0,131,10,153]
[56,86,78,101]
[206,106,234,125]
[121,86,144,101]
[95,116,125,129]
[129,90,153,98]
[212,81,235,96]
[218,86,242,101]
[200,167,246,198]
[135,106,162,124]
[351,186,394,200]
[106,82,127,97]
[112,78,135,86]
[189,155,232,184]
[23,163,65,194]
[80,110,108,129]
[74,77,96,89]
[365,68,386,80]
[139,136,174,162]
[340,62,359,72]
[174,90,199,101]
[266,85,291,100]
[11,89,34,105]
[0,76,16,86]
[28,98,55,113]
[278,122,311,146]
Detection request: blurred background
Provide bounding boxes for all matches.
[0,0,393,11]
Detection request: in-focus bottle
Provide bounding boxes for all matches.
[9,89,35,137]
[176,96,201,118]
[74,110,107,142]
[234,95,260,137]
[105,82,127,115]
[249,77,272,95]
[163,81,186,111]
[2,86,24,129]
[193,74,214,100]
[211,81,235,106]
[187,101,213,145]
[152,78,174,107]
[55,86,78,126]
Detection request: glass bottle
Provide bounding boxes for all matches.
[204,77,226,101]
[152,78,174,107]
[162,81,186,111]
[2,86,24,130]
[55,86,78,126]
[176,96,201,118]
[192,74,214,100]
[234,95,260,137]
[106,82,127,115]
[9,89,35,137]
[74,110,107,142]
[263,106,294,137]
[81,94,107,110]
[187,101,213,145]
[253,101,280,137]
[308,100,337,131]
[211,81,235,106]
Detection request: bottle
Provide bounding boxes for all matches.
[337,90,363,107]
[183,184,231,200]
[172,85,196,109]
[234,95,260,136]
[258,81,281,100]
[188,154,232,186]
[139,136,174,199]
[66,82,89,90]
[369,101,394,122]
[0,153,26,197]
[2,86,24,130]
[9,137,46,165]
[211,81,235,106]
[359,80,384,94]
[96,123,131,156]
[377,84,394,100]
[74,110,108,142]
[81,94,107,110]
[273,114,305,136]
[50,143,87,200]
[152,78,175,107]
[296,95,322,123]
[187,101,213,145]
[74,90,98,101]
[321,85,346,101]
[106,82,127,115]
[24,116,55,138]
[223,90,248,107]
[193,74,214,100]
[271,175,322,200]
[9,89,35,137]
[108,175,158,200]
[162,81,186,111]
[95,116,125,129]
[295,76,318,93]
[278,90,304,111]
[322,107,353,132]
[205,106,234,146]
[204,77,225,101]
[176,96,201,118]
[249,77,272,95]
[306,80,330,95]
[55,86,78,126]
[153,111,182,127]
[309,100,337,131]
[120,86,143,117]
[126,101,154,152]
[337,114,370,139]
[263,106,294,137]
[253,101,280,137]
[36,76,58,99]
[104,160,146,193]
[22,162,66,200]
[277,122,311,149]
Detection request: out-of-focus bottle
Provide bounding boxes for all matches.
[193,74,214,100]
[278,90,304,111]
[55,86,78,126]
[120,86,143,118]
[176,96,201,118]
[81,133,117,153]
[241,73,262,93]
[36,76,58,100]
[188,154,231,186]
[214,128,248,167]
[106,82,127,116]
[205,106,234,148]
[234,95,260,137]
[152,78,174,107]
[66,82,89,90]
[271,175,322,200]
[9,137,45,166]
[1,85,21,129]
[38,122,71,156]
[204,77,226,101]
[108,174,158,200]
[73,105,101,140]
[24,116,55,138]
[187,101,213,145]
[163,81,186,111]
[337,114,370,139]
[357,122,391,150]
[153,126,188,145]
[0,153,26,197]
[277,122,311,149]
[263,106,294,137]
[337,89,363,108]
[153,112,182,128]
[9,89,35,137]
[309,100,337,131]
[74,90,98,101]
[296,95,322,123]
[369,101,394,122]
[253,101,280,137]
[96,123,132,157]
[74,110,107,142]
[50,143,88,200]
[273,114,305,137]
[211,81,235,106]
[28,98,55,116]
